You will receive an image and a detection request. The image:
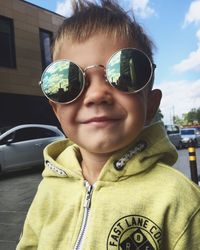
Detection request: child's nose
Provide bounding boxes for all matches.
[83,68,114,106]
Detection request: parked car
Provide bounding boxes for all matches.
[0,124,65,173]
[165,124,183,149]
[180,128,200,148]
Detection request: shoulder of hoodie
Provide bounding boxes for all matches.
[142,161,200,229]
[153,161,200,204]
[158,163,200,238]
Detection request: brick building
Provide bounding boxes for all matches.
[0,0,65,127]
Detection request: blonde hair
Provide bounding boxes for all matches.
[52,0,155,63]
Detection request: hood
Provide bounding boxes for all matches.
[181,134,195,141]
[42,121,178,182]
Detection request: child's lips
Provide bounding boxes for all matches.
[82,116,122,126]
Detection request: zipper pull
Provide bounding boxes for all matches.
[84,181,93,208]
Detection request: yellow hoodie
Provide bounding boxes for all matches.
[17,122,200,250]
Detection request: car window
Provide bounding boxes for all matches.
[0,132,15,145]
[36,127,59,138]
[165,125,172,134]
[181,129,195,135]
[165,125,180,135]
[12,127,58,143]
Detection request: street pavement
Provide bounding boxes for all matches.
[0,149,199,250]
[0,167,43,250]
[175,148,200,181]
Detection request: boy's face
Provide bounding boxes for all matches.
[50,33,161,156]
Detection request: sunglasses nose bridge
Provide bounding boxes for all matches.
[83,64,107,84]
[83,64,105,73]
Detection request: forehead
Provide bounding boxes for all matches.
[53,32,138,62]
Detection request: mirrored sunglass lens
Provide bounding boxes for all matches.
[41,60,84,103]
[107,49,152,92]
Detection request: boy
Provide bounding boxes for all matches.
[17,0,200,249]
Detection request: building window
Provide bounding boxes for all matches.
[39,29,53,70]
[0,15,16,68]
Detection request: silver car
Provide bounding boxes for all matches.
[180,128,200,148]
[0,124,65,173]
[165,124,183,149]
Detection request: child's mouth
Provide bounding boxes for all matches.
[82,116,122,127]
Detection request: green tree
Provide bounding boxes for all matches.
[184,108,200,124]
[173,115,184,126]
[196,108,200,123]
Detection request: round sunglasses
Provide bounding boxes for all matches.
[39,48,156,104]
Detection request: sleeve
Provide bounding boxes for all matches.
[173,208,200,250]
[16,217,38,250]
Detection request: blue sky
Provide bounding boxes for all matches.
[26,0,200,123]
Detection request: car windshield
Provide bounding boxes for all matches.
[181,129,195,135]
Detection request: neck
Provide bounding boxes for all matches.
[80,148,111,185]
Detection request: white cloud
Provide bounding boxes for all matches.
[132,0,156,18]
[55,0,72,17]
[173,29,200,73]
[174,1,200,73]
[55,0,156,18]
[157,79,200,123]
[173,49,200,73]
[184,0,200,26]
[197,29,200,44]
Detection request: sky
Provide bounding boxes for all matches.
[26,0,200,124]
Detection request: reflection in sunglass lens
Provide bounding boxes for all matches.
[41,60,84,103]
[106,49,152,92]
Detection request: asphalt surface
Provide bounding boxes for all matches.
[0,149,199,250]
[0,167,43,250]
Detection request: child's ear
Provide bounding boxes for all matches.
[146,89,162,124]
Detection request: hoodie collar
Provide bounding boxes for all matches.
[42,122,178,181]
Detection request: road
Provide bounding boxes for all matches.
[0,149,199,250]
[174,148,200,180]
[0,167,43,250]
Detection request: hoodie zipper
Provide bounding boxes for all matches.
[73,181,93,250]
